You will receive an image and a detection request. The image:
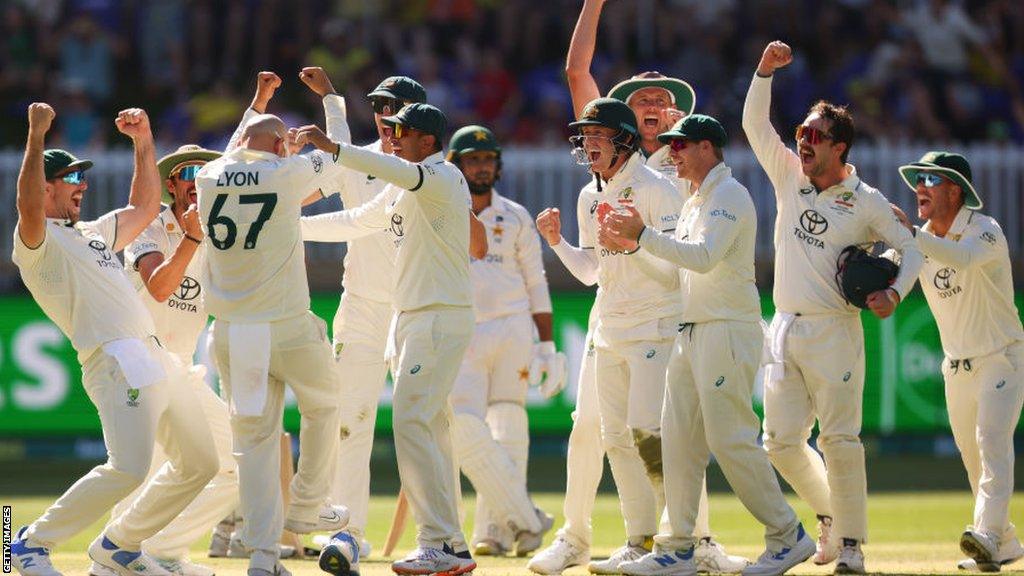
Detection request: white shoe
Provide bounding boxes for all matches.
[528,536,590,575]
[962,529,1000,570]
[742,524,816,576]
[589,542,652,574]
[960,532,1024,571]
[319,531,361,576]
[833,540,866,575]
[391,546,475,575]
[315,532,372,559]
[11,527,62,576]
[695,538,749,573]
[516,509,556,557]
[155,559,215,576]
[88,535,173,576]
[285,504,350,534]
[812,516,838,565]
[620,549,697,576]
[90,562,118,576]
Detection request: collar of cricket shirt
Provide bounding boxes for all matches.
[158,204,182,236]
[46,217,75,228]
[923,204,973,240]
[694,161,731,200]
[605,152,644,193]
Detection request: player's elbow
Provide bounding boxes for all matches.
[146,283,173,303]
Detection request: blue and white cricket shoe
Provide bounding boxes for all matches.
[88,534,173,576]
[742,523,816,576]
[620,547,698,576]
[319,530,361,576]
[11,526,62,576]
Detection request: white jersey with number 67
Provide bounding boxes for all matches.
[196,146,340,323]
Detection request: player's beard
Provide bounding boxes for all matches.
[468,177,493,195]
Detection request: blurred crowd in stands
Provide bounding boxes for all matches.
[3,0,1024,152]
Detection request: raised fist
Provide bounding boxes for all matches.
[115,108,152,139]
[182,204,204,240]
[27,102,56,134]
[758,41,793,76]
[536,207,562,247]
[299,67,336,98]
[293,124,335,153]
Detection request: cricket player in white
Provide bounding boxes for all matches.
[293,68,428,558]
[890,152,1024,572]
[538,97,732,575]
[86,144,237,576]
[529,3,741,573]
[10,104,218,576]
[295,102,477,576]
[446,124,562,557]
[743,41,924,575]
[196,107,350,576]
[601,115,814,576]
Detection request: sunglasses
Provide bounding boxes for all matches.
[60,170,86,185]
[370,96,405,115]
[668,138,692,151]
[391,124,421,139]
[795,125,834,145]
[174,165,202,181]
[916,172,946,188]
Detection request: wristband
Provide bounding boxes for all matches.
[185,234,202,245]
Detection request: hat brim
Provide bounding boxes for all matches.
[158,150,221,202]
[656,129,685,144]
[63,159,94,174]
[367,88,401,99]
[898,162,982,210]
[607,78,696,116]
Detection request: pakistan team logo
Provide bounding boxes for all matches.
[126,388,140,407]
[175,276,201,301]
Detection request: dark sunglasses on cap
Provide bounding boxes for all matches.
[916,172,946,188]
[174,165,202,181]
[370,96,407,115]
[795,125,834,145]
[60,170,86,185]
[668,138,692,151]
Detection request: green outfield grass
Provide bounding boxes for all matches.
[6,491,1022,575]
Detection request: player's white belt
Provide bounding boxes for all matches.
[227,322,271,417]
[764,312,798,385]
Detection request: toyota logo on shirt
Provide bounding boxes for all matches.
[175,276,202,301]
[933,267,956,291]
[799,210,829,235]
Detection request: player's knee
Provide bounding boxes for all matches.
[108,460,150,490]
[600,426,634,454]
[185,443,220,483]
[817,433,861,450]
[631,429,663,478]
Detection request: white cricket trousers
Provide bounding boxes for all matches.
[26,339,218,550]
[213,312,340,554]
[450,313,539,544]
[329,292,392,537]
[762,313,867,542]
[557,327,710,549]
[390,306,474,549]
[944,340,1024,538]
[658,321,799,553]
[595,317,711,541]
[107,364,238,560]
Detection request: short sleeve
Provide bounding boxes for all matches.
[84,209,124,250]
[124,218,165,270]
[12,223,49,269]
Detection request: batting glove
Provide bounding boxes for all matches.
[528,341,567,399]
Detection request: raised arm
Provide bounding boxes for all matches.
[227,72,282,152]
[566,0,606,118]
[301,188,390,243]
[300,67,352,146]
[112,109,161,252]
[295,125,421,190]
[131,206,204,302]
[16,103,55,249]
[537,206,599,286]
[742,41,802,189]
